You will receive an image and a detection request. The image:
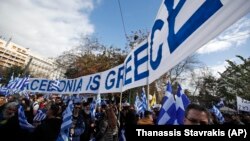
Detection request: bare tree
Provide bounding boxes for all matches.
[154,54,203,103]
[54,36,127,78]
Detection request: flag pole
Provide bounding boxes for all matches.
[119,92,123,113]
[118,63,126,129]
[146,37,150,111]
[147,83,150,110]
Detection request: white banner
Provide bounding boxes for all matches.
[147,0,250,84]
[99,64,124,93]
[237,96,250,112]
[27,77,83,94]
[27,73,101,94]
[122,40,149,92]
[25,0,250,94]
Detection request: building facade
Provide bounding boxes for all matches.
[29,54,65,79]
[0,38,29,68]
[0,38,65,79]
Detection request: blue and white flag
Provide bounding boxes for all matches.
[96,93,101,106]
[7,76,20,90]
[134,94,143,115]
[7,75,29,93]
[62,95,70,104]
[33,109,47,122]
[101,100,107,106]
[51,79,60,91]
[57,100,74,141]
[216,98,225,109]
[20,90,30,99]
[0,86,9,96]
[210,105,224,124]
[157,82,176,125]
[17,76,30,92]
[175,84,190,125]
[18,105,35,131]
[119,128,126,141]
[141,88,148,111]
[71,94,81,104]
[90,100,96,119]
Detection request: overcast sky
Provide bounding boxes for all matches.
[0,0,98,57]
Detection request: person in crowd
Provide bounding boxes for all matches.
[0,94,6,115]
[222,113,233,125]
[20,98,33,124]
[32,104,62,141]
[209,112,220,125]
[124,106,138,140]
[106,105,119,141]
[55,96,63,106]
[0,101,18,126]
[95,105,118,141]
[152,107,160,124]
[1,101,33,141]
[70,100,85,141]
[137,110,154,125]
[231,114,245,125]
[80,102,95,141]
[31,94,45,126]
[6,95,18,103]
[183,103,210,125]
[32,94,44,116]
[241,114,250,125]
[94,104,109,141]
[95,106,102,121]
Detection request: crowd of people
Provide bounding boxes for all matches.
[0,93,249,141]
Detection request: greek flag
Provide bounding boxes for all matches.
[33,109,47,122]
[57,100,74,141]
[141,88,148,111]
[71,95,75,102]
[18,105,35,132]
[62,95,70,104]
[7,76,29,93]
[7,76,20,90]
[157,82,176,125]
[119,128,126,141]
[216,98,225,109]
[96,93,101,106]
[134,94,143,115]
[0,86,9,96]
[51,79,60,91]
[21,90,30,99]
[90,100,96,119]
[210,105,224,124]
[79,95,85,101]
[17,76,30,90]
[175,84,190,125]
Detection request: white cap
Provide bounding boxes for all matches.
[122,102,130,107]
[152,104,161,109]
[147,94,152,100]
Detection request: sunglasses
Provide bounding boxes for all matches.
[74,105,81,108]
[185,116,208,125]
